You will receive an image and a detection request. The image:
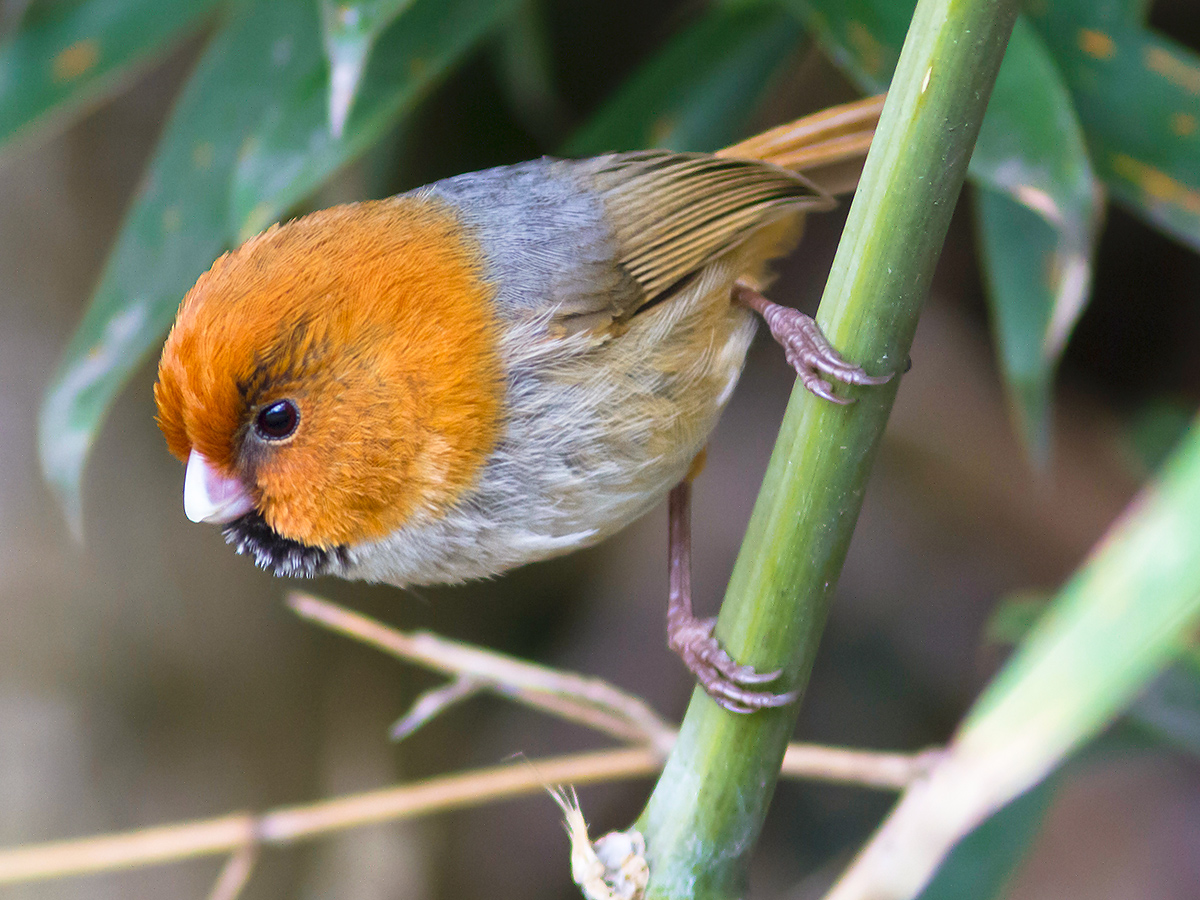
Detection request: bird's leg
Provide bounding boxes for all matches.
[733,281,892,403]
[666,480,799,713]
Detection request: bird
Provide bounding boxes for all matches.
[155,94,892,713]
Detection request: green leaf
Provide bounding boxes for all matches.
[827,418,1200,899]
[1128,661,1200,758]
[564,2,803,156]
[1026,4,1200,250]
[791,0,1101,458]
[1125,398,1195,473]
[973,188,1084,461]
[987,586,1200,760]
[491,0,569,145]
[983,591,1051,647]
[915,774,1057,900]
[320,0,414,138]
[785,0,904,92]
[971,19,1100,459]
[230,0,524,239]
[0,0,35,40]
[961,415,1200,818]
[0,0,221,154]
[38,0,324,532]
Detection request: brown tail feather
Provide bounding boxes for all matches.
[717,94,885,195]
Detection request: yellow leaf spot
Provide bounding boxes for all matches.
[52,40,99,82]
[1077,29,1115,61]
[162,206,182,233]
[847,23,885,78]
[1145,45,1200,95]
[408,57,427,79]
[1172,113,1197,137]
[192,143,215,170]
[1112,153,1200,214]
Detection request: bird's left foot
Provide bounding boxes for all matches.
[669,611,799,713]
[734,282,893,404]
[667,481,799,714]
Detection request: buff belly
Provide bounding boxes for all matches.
[341,258,758,587]
[337,163,800,587]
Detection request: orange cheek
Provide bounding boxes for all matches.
[157,195,506,550]
[294,205,504,548]
[248,358,480,549]
[255,439,420,549]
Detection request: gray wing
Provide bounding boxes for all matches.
[421,153,829,336]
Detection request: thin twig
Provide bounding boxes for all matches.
[288,591,677,753]
[205,844,259,900]
[0,741,932,888]
[391,675,486,740]
[292,590,936,790]
[0,814,256,884]
[0,594,938,889]
[781,744,939,791]
[0,748,661,886]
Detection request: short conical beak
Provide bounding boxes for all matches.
[183,450,256,524]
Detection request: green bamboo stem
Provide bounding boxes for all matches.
[636,0,1021,895]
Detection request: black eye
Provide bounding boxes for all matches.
[255,400,299,440]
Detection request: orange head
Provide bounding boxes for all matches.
[154,197,504,553]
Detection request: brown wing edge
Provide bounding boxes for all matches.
[587,152,830,313]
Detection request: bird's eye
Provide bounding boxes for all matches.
[255,400,299,441]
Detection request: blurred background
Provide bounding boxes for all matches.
[2,0,1200,898]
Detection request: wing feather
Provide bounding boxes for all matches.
[578,151,831,320]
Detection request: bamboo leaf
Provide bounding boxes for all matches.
[987,588,1200,762]
[824,419,1200,899]
[971,19,1100,460]
[230,0,524,239]
[973,188,1086,461]
[1125,398,1195,473]
[564,2,803,156]
[319,0,414,138]
[491,0,569,145]
[0,0,221,154]
[914,775,1057,900]
[1027,5,1200,250]
[38,0,323,532]
[1128,660,1200,758]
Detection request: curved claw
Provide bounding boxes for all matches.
[735,282,894,401]
[845,369,894,386]
[670,614,798,713]
[702,672,801,712]
[685,618,783,684]
[780,315,892,401]
[798,370,853,405]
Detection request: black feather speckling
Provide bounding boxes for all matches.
[222,512,349,578]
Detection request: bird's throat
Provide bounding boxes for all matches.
[222,511,349,579]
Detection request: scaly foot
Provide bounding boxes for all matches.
[668,611,799,713]
[667,481,799,714]
[734,282,893,404]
